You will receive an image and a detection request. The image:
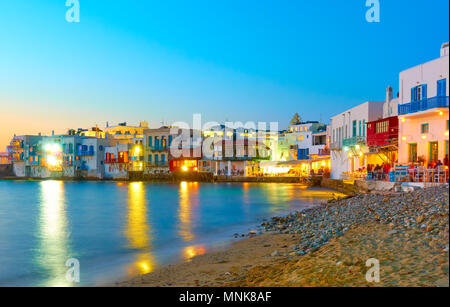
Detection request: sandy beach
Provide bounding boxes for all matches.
[118,186,449,287]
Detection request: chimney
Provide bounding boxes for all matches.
[441,42,449,57]
[386,86,393,102]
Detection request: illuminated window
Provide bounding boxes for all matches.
[421,124,429,134]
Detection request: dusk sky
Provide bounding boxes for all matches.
[0,0,449,150]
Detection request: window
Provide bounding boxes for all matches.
[155,154,159,163]
[363,120,366,137]
[161,154,166,163]
[429,142,439,162]
[408,143,417,162]
[421,123,429,134]
[358,121,362,136]
[148,136,153,147]
[298,135,304,141]
[411,84,427,101]
[437,79,447,97]
[352,121,357,137]
[447,120,449,131]
[148,155,152,163]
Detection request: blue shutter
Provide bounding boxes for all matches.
[148,136,152,147]
[438,79,447,97]
[411,87,415,102]
[422,84,427,100]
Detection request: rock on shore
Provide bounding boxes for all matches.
[261,186,449,258]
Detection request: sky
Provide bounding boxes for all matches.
[0,0,449,150]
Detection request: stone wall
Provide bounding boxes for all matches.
[0,164,13,177]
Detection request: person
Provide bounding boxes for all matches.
[367,164,373,172]
[435,160,443,168]
[427,161,435,169]
[444,154,449,167]
[383,163,391,174]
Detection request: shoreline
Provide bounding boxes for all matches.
[117,185,449,287]
[0,175,320,185]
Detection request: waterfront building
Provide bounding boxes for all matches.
[366,86,400,167]
[143,127,172,174]
[330,101,384,179]
[104,121,148,141]
[285,121,327,161]
[398,43,449,165]
[8,131,112,179]
[104,142,129,179]
[0,152,11,164]
[8,135,43,177]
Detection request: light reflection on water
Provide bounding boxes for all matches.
[35,181,72,287]
[0,181,345,286]
[124,182,155,276]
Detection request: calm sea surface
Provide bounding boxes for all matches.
[0,180,343,286]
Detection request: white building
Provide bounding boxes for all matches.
[330,101,384,179]
[285,121,327,160]
[398,42,449,165]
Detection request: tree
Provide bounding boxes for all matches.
[290,113,302,126]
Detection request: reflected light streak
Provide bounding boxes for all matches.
[182,245,206,261]
[178,181,199,242]
[36,180,72,287]
[125,182,156,275]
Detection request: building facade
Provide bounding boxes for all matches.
[398,43,449,165]
[330,101,384,179]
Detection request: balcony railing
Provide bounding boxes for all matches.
[342,136,366,148]
[79,150,95,156]
[318,148,330,155]
[149,146,168,151]
[147,161,168,167]
[398,96,449,115]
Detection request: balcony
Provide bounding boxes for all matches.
[342,136,366,148]
[148,161,168,167]
[398,96,449,115]
[149,146,168,151]
[79,150,95,156]
[318,148,330,156]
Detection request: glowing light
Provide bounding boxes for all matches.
[183,245,206,261]
[47,156,59,167]
[445,131,449,136]
[125,182,156,275]
[421,135,427,140]
[401,136,407,141]
[355,145,360,150]
[439,111,444,116]
[38,181,71,286]
[343,146,349,152]
[348,153,353,158]
[400,117,406,123]
[359,152,363,157]
[181,165,188,172]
